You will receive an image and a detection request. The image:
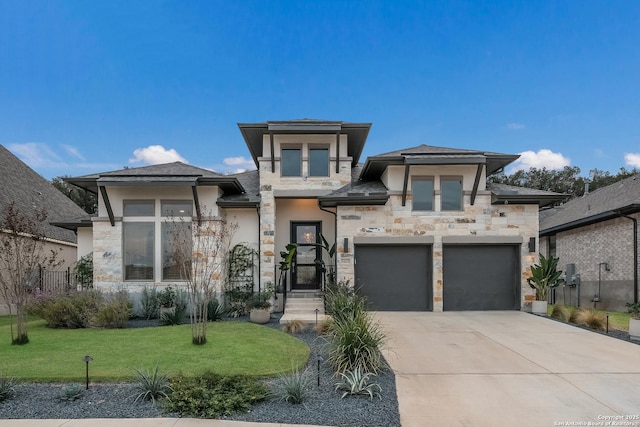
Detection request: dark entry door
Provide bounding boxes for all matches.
[291,222,322,290]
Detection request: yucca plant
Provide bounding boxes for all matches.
[271,367,313,404]
[132,366,172,405]
[58,383,84,401]
[335,367,381,400]
[0,371,17,402]
[527,254,564,301]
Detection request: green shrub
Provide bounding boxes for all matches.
[73,252,93,289]
[324,280,365,324]
[335,367,381,400]
[160,306,186,326]
[325,308,387,375]
[132,366,172,405]
[31,290,102,328]
[91,291,132,328]
[139,286,160,319]
[207,298,225,322]
[0,371,17,402]
[58,383,84,401]
[271,368,312,404]
[158,286,176,308]
[550,305,570,322]
[225,284,253,317]
[165,372,268,418]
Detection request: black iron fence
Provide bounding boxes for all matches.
[29,265,92,294]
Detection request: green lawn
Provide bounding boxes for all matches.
[0,317,310,382]
[547,304,631,331]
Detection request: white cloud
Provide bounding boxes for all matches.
[508,149,570,172]
[625,152,640,167]
[506,123,525,130]
[7,142,65,168]
[129,145,187,165]
[61,144,85,161]
[223,156,255,170]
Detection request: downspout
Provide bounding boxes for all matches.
[256,206,261,294]
[319,203,338,290]
[621,214,638,304]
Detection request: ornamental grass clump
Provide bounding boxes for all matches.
[0,371,17,402]
[132,366,172,405]
[575,309,606,331]
[58,383,84,402]
[271,367,313,404]
[550,304,570,322]
[282,319,306,334]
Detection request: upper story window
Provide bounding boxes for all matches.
[441,177,463,211]
[281,148,302,177]
[309,148,329,177]
[412,177,434,211]
[124,200,155,216]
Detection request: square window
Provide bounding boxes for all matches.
[281,148,302,177]
[412,178,434,211]
[123,222,154,280]
[123,200,155,216]
[441,178,463,211]
[309,148,329,177]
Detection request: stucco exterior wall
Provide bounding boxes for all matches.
[336,193,539,311]
[549,213,639,311]
[77,228,93,259]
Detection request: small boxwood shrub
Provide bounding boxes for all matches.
[165,372,267,418]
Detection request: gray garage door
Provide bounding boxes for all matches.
[354,245,432,311]
[443,245,520,311]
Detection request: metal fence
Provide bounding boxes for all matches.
[29,265,92,294]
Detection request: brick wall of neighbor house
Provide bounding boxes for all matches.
[551,213,640,311]
[336,192,540,311]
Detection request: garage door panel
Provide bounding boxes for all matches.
[355,245,432,311]
[443,245,520,311]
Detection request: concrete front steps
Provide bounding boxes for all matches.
[279,291,327,325]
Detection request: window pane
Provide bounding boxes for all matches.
[124,201,155,216]
[162,222,192,281]
[281,149,301,177]
[412,179,434,211]
[296,226,317,244]
[123,222,154,280]
[162,201,193,217]
[442,179,463,211]
[309,148,329,177]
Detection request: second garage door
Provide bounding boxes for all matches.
[443,245,520,311]
[354,244,432,311]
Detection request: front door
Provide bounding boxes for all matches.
[291,221,322,290]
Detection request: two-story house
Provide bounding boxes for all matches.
[65,119,564,312]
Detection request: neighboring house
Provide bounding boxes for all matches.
[0,145,89,314]
[65,119,564,312]
[539,175,640,311]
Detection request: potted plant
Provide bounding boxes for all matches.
[248,288,273,324]
[626,301,640,340]
[527,254,563,314]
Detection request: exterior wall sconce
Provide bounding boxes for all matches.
[528,237,536,253]
[343,238,349,253]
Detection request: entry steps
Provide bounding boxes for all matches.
[279,291,328,325]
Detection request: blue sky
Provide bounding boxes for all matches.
[1,0,639,179]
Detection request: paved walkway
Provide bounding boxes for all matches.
[376,311,640,427]
[0,420,329,427]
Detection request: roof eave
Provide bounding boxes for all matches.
[319,195,389,208]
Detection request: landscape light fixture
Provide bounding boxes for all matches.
[83,355,93,390]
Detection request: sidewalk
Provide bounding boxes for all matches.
[0,419,331,427]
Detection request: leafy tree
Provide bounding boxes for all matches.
[0,202,60,344]
[51,176,97,214]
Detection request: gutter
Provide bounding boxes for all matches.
[617,211,639,304]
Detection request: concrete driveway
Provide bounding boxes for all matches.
[376,311,640,427]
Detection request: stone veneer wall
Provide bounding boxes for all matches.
[335,193,540,311]
[551,213,639,311]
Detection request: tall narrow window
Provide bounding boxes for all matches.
[441,178,463,211]
[412,178,434,211]
[281,148,302,177]
[549,235,557,258]
[162,222,192,280]
[309,148,329,177]
[123,222,155,280]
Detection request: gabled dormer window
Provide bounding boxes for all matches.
[281,148,302,177]
[441,177,463,211]
[309,147,329,177]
